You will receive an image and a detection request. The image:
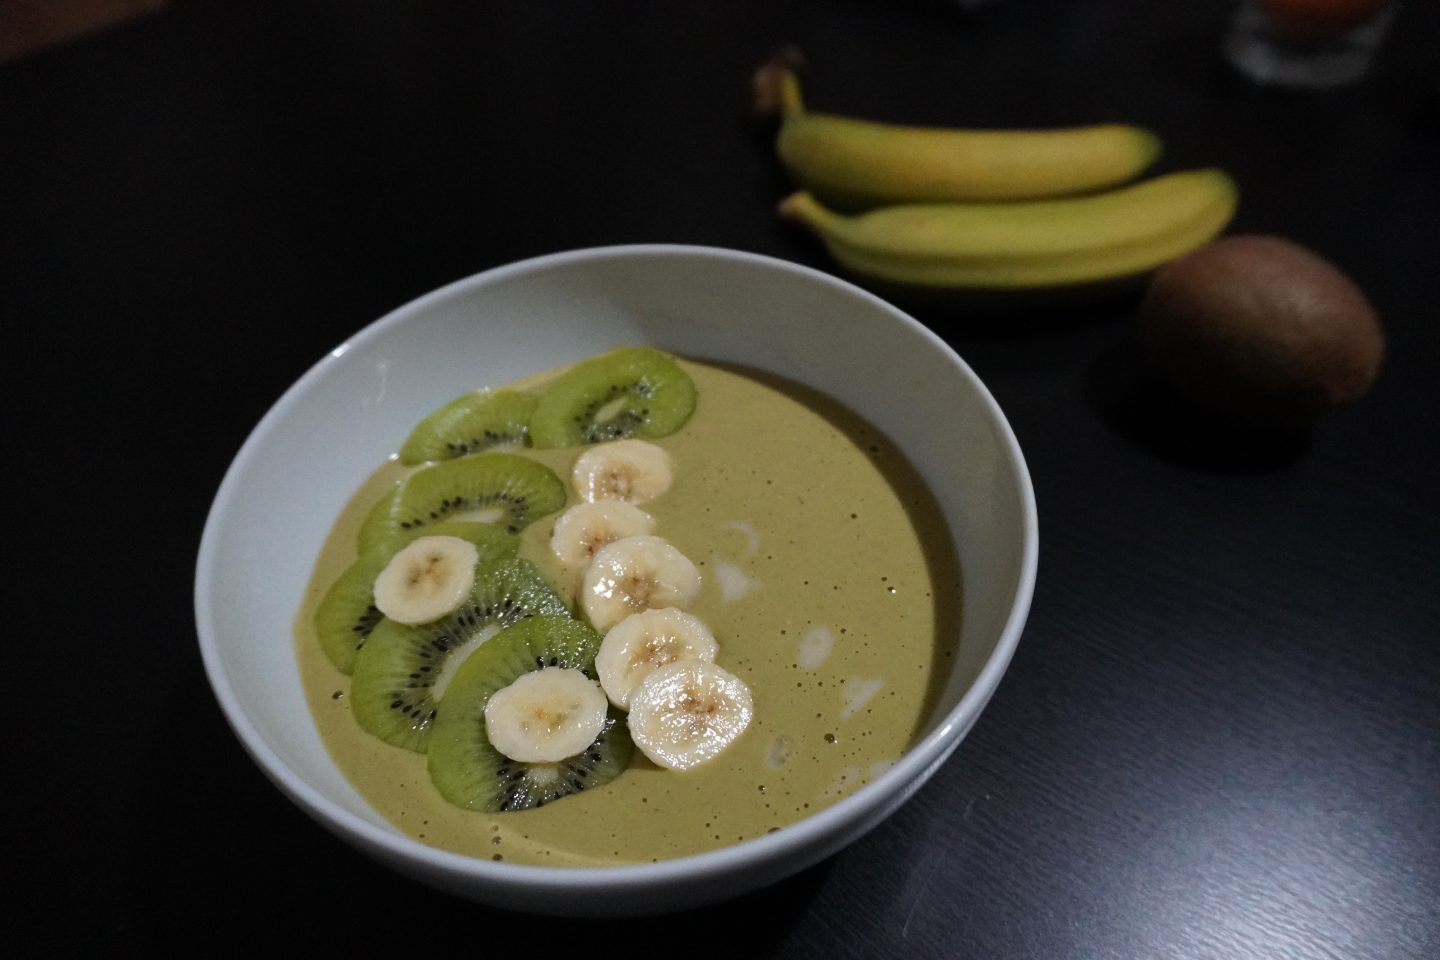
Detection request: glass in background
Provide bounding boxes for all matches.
[1225,0,1399,88]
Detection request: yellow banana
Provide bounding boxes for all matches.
[779,169,1239,290]
[766,64,1163,208]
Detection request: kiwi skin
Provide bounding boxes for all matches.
[1138,235,1384,427]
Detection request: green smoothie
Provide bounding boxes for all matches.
[295,358,960,866]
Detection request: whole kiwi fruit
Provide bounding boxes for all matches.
[1138,234,1383,427]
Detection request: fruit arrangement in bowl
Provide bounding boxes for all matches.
[304,341,967,865]
[195,245,1037,915]
[315,348,766,824]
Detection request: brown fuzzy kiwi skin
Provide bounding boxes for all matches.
[1138,234,1384,427]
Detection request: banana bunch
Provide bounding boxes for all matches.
[758,58,1239,293]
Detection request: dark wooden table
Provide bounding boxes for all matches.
[6,1,1437,955]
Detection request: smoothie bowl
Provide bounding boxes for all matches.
[194,245,1037,915]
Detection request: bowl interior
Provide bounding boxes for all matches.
[196,245,1035,877]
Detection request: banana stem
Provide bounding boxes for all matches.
[777,191,832,232]
[777,67,804,118]
[752,52,807,119]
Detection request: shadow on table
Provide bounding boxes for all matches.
[833,273,1153,342]
[1085,338,1312,473]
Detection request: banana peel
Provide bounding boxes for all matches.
[779,170,1239,296]
[757,56,1163,210]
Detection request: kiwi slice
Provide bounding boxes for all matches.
[428,615,634,812]
[313,521,520,675]
[349,559,569,752]
[530,347,697,448]
[355,484,402,556]
[356,452,567,547]
[398,389,539,466]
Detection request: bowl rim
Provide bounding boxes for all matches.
[194,242,1038,893]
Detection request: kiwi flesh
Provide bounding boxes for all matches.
[398,389,538,466]
[349,559,569,752]
[530,347,697,448]
[356,453,567,548]
[428,615,634,812]
[313,521,520,675]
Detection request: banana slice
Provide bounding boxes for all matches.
[595,609,719,709]
[580,535,702,632]
[549,501,657,568]
[627,660,754,771]
[483,667,608,763]
[572,439,673,505]
[371,535,479,625]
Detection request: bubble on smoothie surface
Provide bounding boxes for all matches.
[795,626,835,670]
[713,561,761,602]
[766,734,794,768]
[724,519,761,556]
[839,677,884,720]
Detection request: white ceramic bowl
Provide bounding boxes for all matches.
[195,245,1037,916]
